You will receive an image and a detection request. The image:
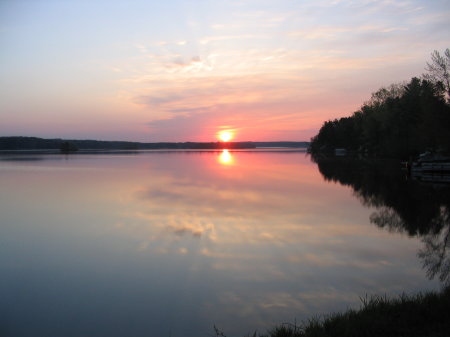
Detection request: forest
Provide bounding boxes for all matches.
[309,49,450,159]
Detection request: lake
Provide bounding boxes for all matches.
[0,149,447,337]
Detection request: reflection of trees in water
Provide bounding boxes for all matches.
[419,214,450,286]
[312,155,450,285]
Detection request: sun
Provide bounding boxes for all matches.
[218,130,234,142]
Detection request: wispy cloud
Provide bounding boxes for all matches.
[199,34,268,45]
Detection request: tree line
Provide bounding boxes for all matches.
[0,137,312,151]
[0,137,261,150]
[309,49,450,159]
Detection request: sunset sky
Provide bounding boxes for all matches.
[1,0,449,142]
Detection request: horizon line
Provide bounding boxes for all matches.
[0,135,311,143]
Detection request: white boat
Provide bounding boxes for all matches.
[411,152,450,173]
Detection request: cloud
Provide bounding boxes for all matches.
[172,55,200,66]
[133,75,297,113]
[288,24,407,42]
[199,34,268,45]
[135,93,185,105]
[167,223,210,238]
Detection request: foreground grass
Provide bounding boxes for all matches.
[216,287,450,337]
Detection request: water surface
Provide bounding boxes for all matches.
[0,150,444,337]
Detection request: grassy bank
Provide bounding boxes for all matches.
[216,286,450,337]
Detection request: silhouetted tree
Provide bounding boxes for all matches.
[418,221,450,286]
[424,48,450,100]
[60,141,78,153]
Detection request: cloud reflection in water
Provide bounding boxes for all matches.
[113,151,436,328]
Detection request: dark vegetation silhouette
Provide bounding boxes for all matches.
[309,49,450,159]
[258,287,450,337]
[59,141,78,153]
[214,288,450,337]
[0,137,257,150]
[0,137,309,151]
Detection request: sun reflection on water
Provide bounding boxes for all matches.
[218,149,234,165]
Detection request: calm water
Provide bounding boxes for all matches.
[0,150,447,337]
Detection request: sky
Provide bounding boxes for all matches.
[1,0,449,142]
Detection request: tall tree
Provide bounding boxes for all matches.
[424,48,450,100]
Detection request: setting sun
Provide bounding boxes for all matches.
[218,130,234,142]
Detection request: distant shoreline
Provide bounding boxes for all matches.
[0,148,309,157]
[0,136,309,151]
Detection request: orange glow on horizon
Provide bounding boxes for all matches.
[217,130,234,142]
